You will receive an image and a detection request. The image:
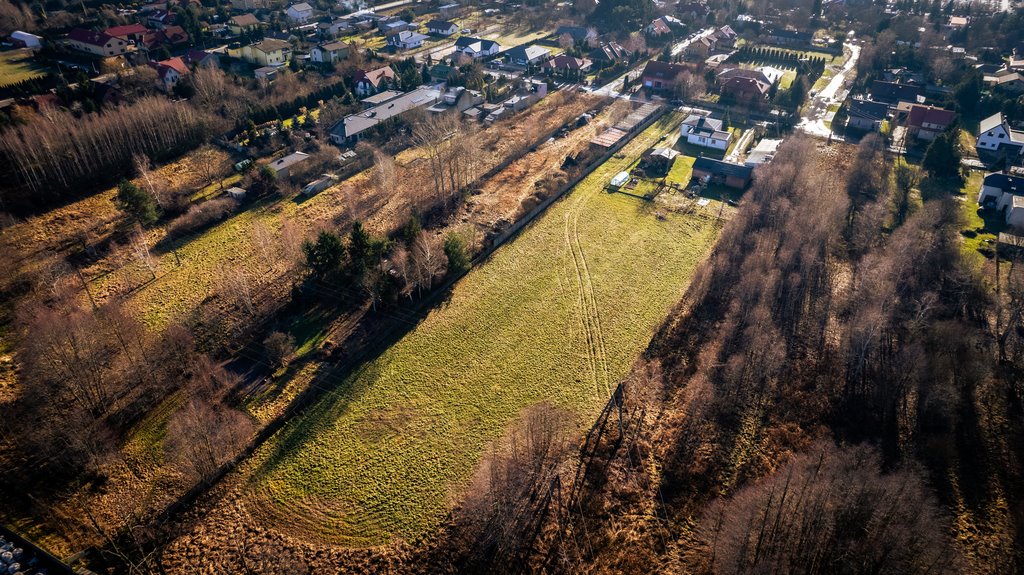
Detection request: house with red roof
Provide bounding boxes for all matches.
[640,60,696,92]
[104,23,151,43]
[151,56,189,92]
[67,28,129,57]
[899,103,956,141]
[353,66,397,96]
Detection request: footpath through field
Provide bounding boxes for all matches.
[248,111,725,547]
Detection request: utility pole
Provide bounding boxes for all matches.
[76,266,98,311]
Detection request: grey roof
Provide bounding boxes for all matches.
[980,112,1006,133]
[332,87,441,139]
[847,98,889,121]
[426,19,456,29]
[269,151,309,172]
[507,44,549,62]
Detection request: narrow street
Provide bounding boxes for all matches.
[795,42,861,140]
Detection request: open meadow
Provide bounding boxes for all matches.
[246,112,727,547]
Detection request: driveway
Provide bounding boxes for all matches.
[795,42,861,140]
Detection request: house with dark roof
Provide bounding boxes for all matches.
[590,41,628,65]
[426,20,458,36]
[555,25,595,44]
[67,28,129,57]
[870,80,924,106]
[453,36,501,59]
[977,172,1024,228]
[542,54,592,74]
[845,98,889,132]
[640,60,694,91]
[764,27,813,46]
[692,157,753,189]
[268,151,310,178]
[506,44,551,67]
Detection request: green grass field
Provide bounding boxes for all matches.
[0,48,48,87]
[247,113,724,546]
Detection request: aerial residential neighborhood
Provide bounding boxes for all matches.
[1,0,1024,573]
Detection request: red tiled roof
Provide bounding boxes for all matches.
[105,23,150,38]
[67,28,115,47]
[906,104,956,129]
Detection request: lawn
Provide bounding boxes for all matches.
[246,113,724,547]
[0,48,48,87]
[955,172,1000,262]
[666,155,696,186]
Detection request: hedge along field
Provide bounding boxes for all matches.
[248,112,727,547]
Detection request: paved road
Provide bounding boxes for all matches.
[795,42,861,140]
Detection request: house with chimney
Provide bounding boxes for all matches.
[67,28,129,57]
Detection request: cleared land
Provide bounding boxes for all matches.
[0,48,48,87]
[247,112,725,547]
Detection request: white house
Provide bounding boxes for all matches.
[152,57,189,92]
[311,40,350,63]
[387,30,428,50]
[976,112,1024,157]
[453,36,501,59]
[286,2,314,23]
[426,20,458,36]
[977,172,1024,228]
[680,114,732,151]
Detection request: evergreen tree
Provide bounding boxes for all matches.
[922,125,963,180]
[302,230,345,280]
[116,180,159,226]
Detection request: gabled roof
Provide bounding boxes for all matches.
[870,80,923,103]
[289,2,313,11]
[555,25,594,42]
[980,112,1006,134]
[507,44,550,61]
[318,40,348,51]
[906,104,956,129]
[354,65,396,87]
[68,28,116,47]
[590,41,628,61]
[270,151,310,172]
[426,19,456,30]
[682,114,723,131]
[983,172,1024,194]
[641,59,691,80]
[718,67,773,85]
[252,38,291,53]
[648,18,671,35]
[454,36,500,53]
[105,23,149,38]
[847,98,889,121]
[543,54,591,70]
[721,75,770,95]
[153,56,189,81]
[185,49,214,64]
[230,13,260,27]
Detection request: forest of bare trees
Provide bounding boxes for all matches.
[0,98,217,211]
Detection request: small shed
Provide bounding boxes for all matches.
[642,147,680,176]
[269,151,310,178]
[225,186,248,200]
[609,171,630,189]
[692,157,753,189]
[301,173,337,196]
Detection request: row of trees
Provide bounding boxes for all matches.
[0,97,217,212]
